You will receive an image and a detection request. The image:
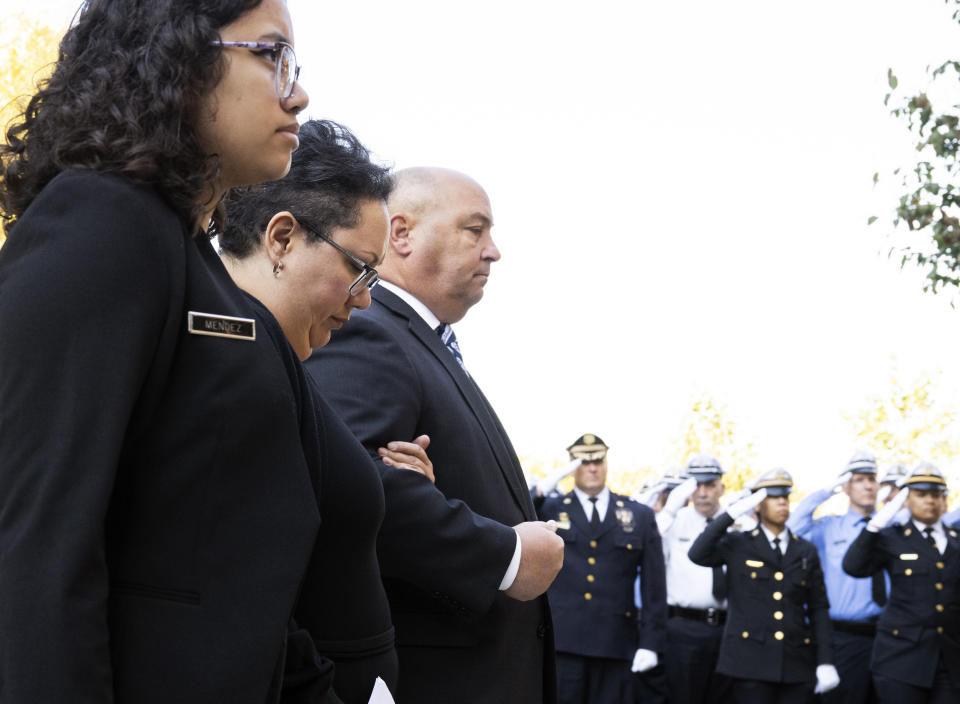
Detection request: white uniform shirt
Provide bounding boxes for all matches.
[573,486,610,523]
[661,505,727,609]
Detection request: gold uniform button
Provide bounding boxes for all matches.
[774,631,784,641]
[773,591,783,601]
[625,611,632,618]
[587,575,595,583]
[936,604,945,613]
[774,571,784,581]
[742,631,750,639]
[774,611,783,621]
[803,637,811,645]
[937,561,945,569]
[626,544,633,550]
[750,572,757,579]
[590,540,598,548]
[892,629,899,636]
[588,557,596,565]
[938,626,945,634]
[936,582,944,590]
[584,593,592,600]
[905,568,913,576]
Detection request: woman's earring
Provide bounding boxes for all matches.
[273,260,284,277]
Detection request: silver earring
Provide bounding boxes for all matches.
[273,260,284,277]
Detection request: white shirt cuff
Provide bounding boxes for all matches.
[498,532,523,590]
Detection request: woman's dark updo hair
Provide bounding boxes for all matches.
[0,0,262,235]
[222,119,393,258]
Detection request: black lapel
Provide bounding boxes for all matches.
[372,287,535,519]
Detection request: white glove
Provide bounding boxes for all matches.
[534,459,581,496]
[726,488,767,519]
[814,664,840,694]
[867,488,908,532]
[722,488,751,506]
[662,477,698,516]
[876,484,892,505]
[831,472,852,493]
[631,648,658,673]
[635,482,668,508]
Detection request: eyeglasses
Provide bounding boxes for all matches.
[296,218,380,296]
[211,40,301,98]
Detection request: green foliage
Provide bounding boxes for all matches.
[875,2,960,293]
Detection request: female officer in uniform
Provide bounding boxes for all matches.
[843,463,960,703]
[688,468,839,703]
[221,119,433,703]
[0,2,330,701]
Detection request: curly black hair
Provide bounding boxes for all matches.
[221,119,393,258]
[0,0,263,235]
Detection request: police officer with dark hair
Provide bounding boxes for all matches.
[533,435,667,704]
[689,468,839,703]
[842,463,960,703]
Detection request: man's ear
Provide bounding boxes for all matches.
[264,211,299,262]
[389,212,414,256]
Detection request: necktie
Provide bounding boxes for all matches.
[773,536,783,559]
[589,497,601,532]
[862,517,887,606]
[435,323,466,370]
[925,527,938,552]
[705,517,727,602]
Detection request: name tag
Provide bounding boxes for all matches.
[746,559,764,568]
[187,311,256,341]
[899,553,919,561]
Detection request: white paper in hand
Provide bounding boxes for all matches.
[368,677,396,704]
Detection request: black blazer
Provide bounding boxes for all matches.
[535,490,667,660]
[842,522,960,689]
[688,514,833,684]
[305,285,555,704]
[0,171,323,703]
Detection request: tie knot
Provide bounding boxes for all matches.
[589,497,598,504]
[925,527,934,536]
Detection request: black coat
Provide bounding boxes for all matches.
[688,513,833,684]
[842,522,960,689]
[305,285,555,704]
[0,171,324,703]
[534,490,667,660]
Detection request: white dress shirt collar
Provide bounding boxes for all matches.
[574,486,610,523]
[913,518,947,553]
[379,280,442,330]
[760,523,790,553]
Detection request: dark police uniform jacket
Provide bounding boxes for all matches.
[534,490,667,660]
[688,513,833,684]
[842,522,960,690]
[0,171,323,703]
[306,285,555,704]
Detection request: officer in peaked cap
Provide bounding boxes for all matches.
[689,468,840,702]
[786,450,885,704]
[843,462,960,702]
[532,434,667,704]
[878,463,909,505]
[654,453,736,704]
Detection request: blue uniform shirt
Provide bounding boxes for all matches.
[787,488,884,622]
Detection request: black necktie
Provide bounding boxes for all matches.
[773,536,783,559]
[705,517,727,602]
[925,527,938,552]
[862,518,887,606]
[589,497,601,532]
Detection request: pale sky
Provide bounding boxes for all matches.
[23,0,960,490]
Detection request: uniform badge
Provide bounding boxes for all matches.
[616,500,624,508]
[557,512,572,531]
[187,311,255,340]
[746,559,764,568]
[616,508,635,533]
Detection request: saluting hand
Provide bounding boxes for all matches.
[378,435,435,483]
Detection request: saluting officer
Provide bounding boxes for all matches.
[689,468,840,704]
[842,463,960,703]
[786,450,885,704]
[655,454,734,704]
[533,434,667,704]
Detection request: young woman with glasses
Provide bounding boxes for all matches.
[0,1,334,702]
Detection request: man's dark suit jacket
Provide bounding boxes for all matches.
[842,521,960,690]
[305,285,556,704]
[688,513,833,685]
[535,490,667,660]
[0,171,325,703]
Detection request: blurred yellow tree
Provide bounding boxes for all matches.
[1,12,63,246]
[669,393,759,492]
[844,365,960,485]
